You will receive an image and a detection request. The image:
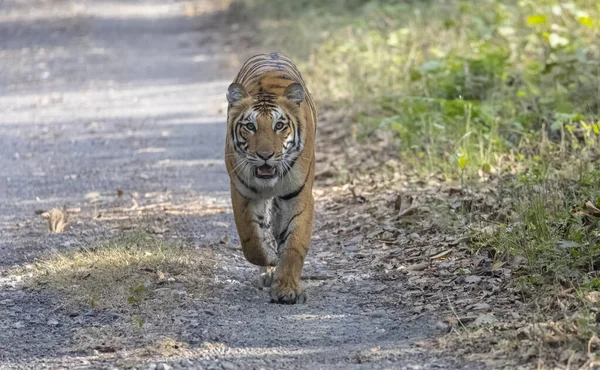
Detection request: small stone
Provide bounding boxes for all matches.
[116,350,127,358]
[464,275,482,284]
[221,362,237,370]
[13,321,25,329]
[204,309,216,316]
[471,303,491,311]
[473,313,498,326]
[145,364,157,370]
[47,319,59,326]
[435,321,450,331]
[369,310,386,318]
[180,359,194,366]
[174,290,187,297]
[157,364,172,370]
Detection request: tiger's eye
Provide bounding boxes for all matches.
[246,123,256,131]
[275,122,285,131]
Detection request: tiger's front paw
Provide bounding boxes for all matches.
[270,280,307,304]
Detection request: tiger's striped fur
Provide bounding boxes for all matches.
[225,53,317,304]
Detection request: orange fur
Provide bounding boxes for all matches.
[225,53,317,304]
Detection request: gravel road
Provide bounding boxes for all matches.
[0,1,483,369]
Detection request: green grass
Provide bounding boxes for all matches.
[232,0,600,362]
[17,233,216,356]
[235,0,599,174]
[23,232,213,310]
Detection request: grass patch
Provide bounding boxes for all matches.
[25,232,213,310]
[19,233,215,355]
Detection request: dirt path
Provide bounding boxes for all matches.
[0,1,483,369]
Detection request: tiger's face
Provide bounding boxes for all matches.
[227,82,306,187]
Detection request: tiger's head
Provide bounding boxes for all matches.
[226,82,306,187]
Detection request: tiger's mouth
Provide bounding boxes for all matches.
[255,165,277,179]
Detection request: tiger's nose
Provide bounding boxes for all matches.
[257,151,274,160]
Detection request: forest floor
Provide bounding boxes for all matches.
[0,1,597,369]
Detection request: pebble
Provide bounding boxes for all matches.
[47,319,59,326]
[221,361,237,370]
[472,303,491,310]
[174,290,187,297]
[13,321,25,328]
[180,359,194,366]
[435,321,450,331]
[370,310,386,318]
[157,364,172,370]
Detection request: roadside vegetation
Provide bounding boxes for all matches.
[19,233,214,358]
[231,0,600,367]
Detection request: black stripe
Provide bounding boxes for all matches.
[278,230,291,246]
[279,156,313,201]
[287,114,301,151]
[234,124,247,152]
[279,154,299,178]
[232,52,317,133]
[277,208,306,246]
[237,56,269,79]
[235,170,258,194]
[266,84,288,90]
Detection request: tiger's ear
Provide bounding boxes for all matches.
[283,83,305,105]
[227,83,249,105]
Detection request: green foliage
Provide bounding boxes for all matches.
[237,0,599,173]
[236,0,600,354]
[487,169,600,291]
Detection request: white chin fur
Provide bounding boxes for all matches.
[255,176,279,188]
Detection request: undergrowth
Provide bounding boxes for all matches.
[231,0,600,364]
[23,232,212,311]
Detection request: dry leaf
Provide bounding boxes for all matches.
[473,313,498,326]
[407,262,429,271]
[585,291,600,303]
[42,207,68,233]
[464,275,482,284]
[430,250,451,260]
[585,201,600,216]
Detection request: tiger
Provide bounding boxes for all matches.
[224,52,317,304]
